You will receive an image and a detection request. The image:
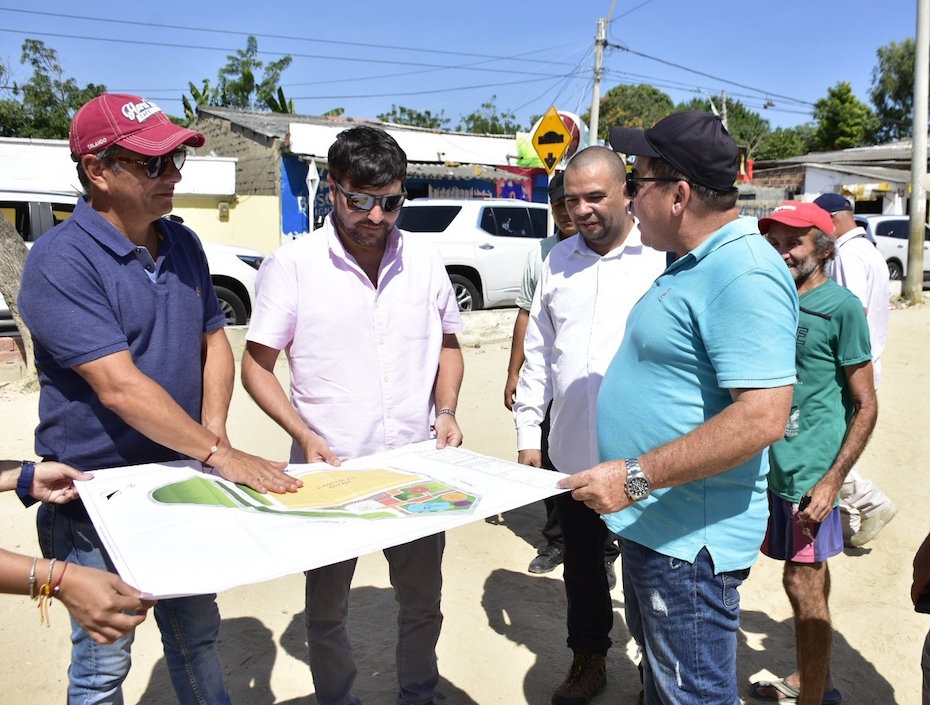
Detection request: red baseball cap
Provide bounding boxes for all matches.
[70,93,205,159]
[758,201,834,236]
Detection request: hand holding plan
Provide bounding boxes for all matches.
[208,446,299,494]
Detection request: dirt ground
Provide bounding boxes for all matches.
[0,298,927,704]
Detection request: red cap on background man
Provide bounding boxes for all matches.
[758,201,835,236]
[69,93,205,160]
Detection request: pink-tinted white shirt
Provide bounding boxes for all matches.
[514,224,666,474]
[246,216,463,460]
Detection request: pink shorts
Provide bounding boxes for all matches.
[760,490,844,563]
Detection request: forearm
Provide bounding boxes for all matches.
[818,399,878,495]
[435,334,464,412]
[200,329,235,439]
[78,354,222,462]
[640,386,793,489]
[241,347,316,445]
[0,461,21,491]
[0,551,61,595]
[506,309,530,381]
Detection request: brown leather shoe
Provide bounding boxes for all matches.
[551,652,606,705]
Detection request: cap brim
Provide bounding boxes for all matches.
[609,125,660,158]
[116,123,205,156]
[759,213,821,234]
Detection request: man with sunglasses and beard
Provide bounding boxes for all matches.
[242,125,464,705]
[18,94,296,705]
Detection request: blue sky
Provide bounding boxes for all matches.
[0,1,918,135]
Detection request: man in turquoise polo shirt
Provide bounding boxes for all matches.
[750,202,876,705]
[559,111,799,704]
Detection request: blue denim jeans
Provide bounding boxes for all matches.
[619,538,749,705]
[305,532,444,705]
[38,504,232,705]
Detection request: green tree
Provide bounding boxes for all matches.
[811,81,879,151]
[378,104,449,129]
[588,83,674,142]
[457,96,522,134]
[181,79,217,125]
[215,36,293,111]
[754,126,809,160]
[0,39,105,139]
[870,38,919,142]
[266,86,294,114]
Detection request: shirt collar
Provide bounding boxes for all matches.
[565,219,645,259]
[669,215,759,271]
[72,198,175,258]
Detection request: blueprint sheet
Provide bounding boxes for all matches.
[76,441,569,598]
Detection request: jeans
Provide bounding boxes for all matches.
[619,538,748,705]
[38,504,232,705]
[305,532,444,705]
[554,492,614,655]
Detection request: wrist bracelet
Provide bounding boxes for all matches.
[16,461,38,508]
[201,436,221,465]
[436,408,456,419]
[37,558,56,627]
[52,561,69,595]
[28,556,38,599]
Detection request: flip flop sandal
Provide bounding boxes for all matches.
[750,678,842,705]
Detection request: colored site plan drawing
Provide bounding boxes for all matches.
[151,467,478,519]
[75,441,568,598]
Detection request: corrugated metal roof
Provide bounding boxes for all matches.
[407,163,528,182]
[755,137,923,168]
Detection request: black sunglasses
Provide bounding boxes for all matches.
[625,173,683,198]
[110,150,187,179]
[332,179,407,213]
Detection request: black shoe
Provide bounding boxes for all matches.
[529,544,564,574]
[551,652,607,705]
[604,559,617,591]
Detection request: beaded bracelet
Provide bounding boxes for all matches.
[436,408,456,419]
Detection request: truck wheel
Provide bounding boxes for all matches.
[214,285,247,325]
[449,274,482,312]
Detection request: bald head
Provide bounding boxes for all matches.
[564,145,628,184]
[562,146,632,256]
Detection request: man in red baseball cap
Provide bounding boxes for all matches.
[19,94,299,705]
[751,201,876,705]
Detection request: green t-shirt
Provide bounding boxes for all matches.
[768,279,872,503]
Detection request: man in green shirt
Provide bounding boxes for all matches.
[751,202,877,705]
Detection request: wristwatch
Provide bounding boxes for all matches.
[624,457,651,502]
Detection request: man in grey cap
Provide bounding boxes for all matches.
[559,111,799,704]
[813,192,896,547]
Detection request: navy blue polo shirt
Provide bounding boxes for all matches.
[19,198,226,474]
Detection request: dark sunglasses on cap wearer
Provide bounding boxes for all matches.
[332,179,407,213]
[624,171,683,199]
[108,149,187,179]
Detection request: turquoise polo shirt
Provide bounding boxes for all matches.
[597,216,799,573]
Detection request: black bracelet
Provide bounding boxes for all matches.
[17,460,38,507]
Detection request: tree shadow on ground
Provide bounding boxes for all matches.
[137,586,480,704]
[739,608,895,704]
[481,566,643,704]
[483,502,546,552]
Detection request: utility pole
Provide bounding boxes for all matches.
[589,17,607,145]
[588,1,615,146]
[905,0,929,304]
[720,90,728,130]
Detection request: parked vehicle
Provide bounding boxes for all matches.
[396,198,550,311]
[0,189,263,331]
[854,214,930,281]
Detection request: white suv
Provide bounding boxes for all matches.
[0,190,263,331]
[854,214,930,281]
[396,198,550,311]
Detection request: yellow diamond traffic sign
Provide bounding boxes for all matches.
[532,106,572,174]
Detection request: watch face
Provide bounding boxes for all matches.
[626,476,650,500]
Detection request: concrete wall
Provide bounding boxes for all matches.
[195,114,280,196]
[173,194,280,254]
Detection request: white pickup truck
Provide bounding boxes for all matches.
[0,189,264,332]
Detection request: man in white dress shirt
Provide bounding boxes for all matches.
[514,146,665,705]
[813,192,896,547]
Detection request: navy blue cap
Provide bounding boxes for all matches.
[548,172,565,202]
[812,193,853,213]
[608,110,738,192]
